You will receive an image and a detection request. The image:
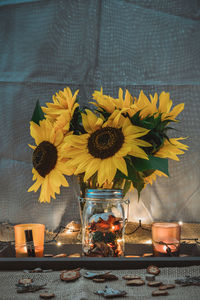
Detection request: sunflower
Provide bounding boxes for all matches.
[42,86,79,126]
[62,110,151,187]
[92,88,136,126]
[133,91,185,121]
[28,119,74,203]
[155,137,188,161]
[92,88,134,113]
[92,88,116,113]
[144,170,168,186]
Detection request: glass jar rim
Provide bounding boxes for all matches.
[152,222,180,228]
[85,188,123,200]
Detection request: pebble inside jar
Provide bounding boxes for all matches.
[82,189,125,257]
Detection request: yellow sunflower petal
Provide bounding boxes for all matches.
[30,121,44,145]
[97,159,116,186]
[50,128,64,147]
[28,177,42,192]
[169,103,185,119]
[39,178,50,203]
[159,92,172,113]
[129,145,149,159]
[28,144,36,150]
[155,138,188,161]
[112,156,128,176]
[84,158,101,181]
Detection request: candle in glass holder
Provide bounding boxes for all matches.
[152,222,181,257]
[14,223,45,257]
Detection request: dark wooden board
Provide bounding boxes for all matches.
[0,243,200,270]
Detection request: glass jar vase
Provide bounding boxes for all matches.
[82,189,126,257]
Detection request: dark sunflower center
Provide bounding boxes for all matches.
[32,141,58,177]
[88,127,124,159]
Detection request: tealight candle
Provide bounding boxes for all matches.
[151,222,181,257]
[14,223,45,257]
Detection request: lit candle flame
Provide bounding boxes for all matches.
[178,221,183,226]
[57,241,62,246]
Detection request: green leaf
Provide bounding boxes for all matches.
[31,100,45,125]
[132,156,169,176]
[122,180,131,197]
[115,158,145,200]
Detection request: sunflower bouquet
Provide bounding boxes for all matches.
[28,87,188,202]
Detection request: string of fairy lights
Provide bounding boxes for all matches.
[0,220,200,253]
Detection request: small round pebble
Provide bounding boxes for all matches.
[123,275,141,280]
[159,284,175,290]
[126,279,145,286]
[148,281,163,287]
[60,270,80,282]
[18,278,33,285]
[93,278,105,283]
[152,290,169,297]
[147,265,160,275]
[40,292,55,299]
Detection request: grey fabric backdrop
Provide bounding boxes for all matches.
[0,0,199,230]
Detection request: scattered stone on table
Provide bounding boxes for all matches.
[147,265,160,276]
[145,274,155,281]
[44,254,54,257]
[94,286,127,298]
[60,270,81,282]
[53,253,67,258]
[84,271,110,279]
[18,278,33,285]
[100,274,118,281]
[175,276,200,286]
[148,281,163,287]
[84,271,118,281]
[122,275,141,280]
[16,283,46,293]
[179,254,189,257]
[152,290,169,297]
[61,267,81,273]
[93,278,106,283]
[39,291,55,299]
[23,268,52,273]
[126,279,145,286]
[159,284,175,290]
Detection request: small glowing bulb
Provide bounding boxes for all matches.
[57,241,62,246]
[163,245,167,252]
[144,239,152,244]
[117,238,123,243]
[178,221,183,226]
[111,226,115,230]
